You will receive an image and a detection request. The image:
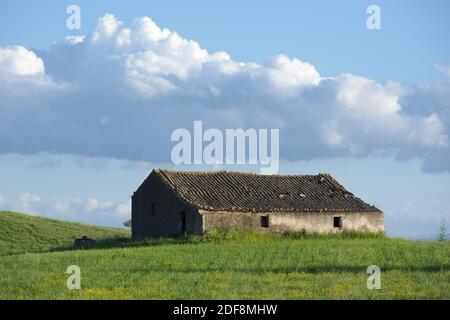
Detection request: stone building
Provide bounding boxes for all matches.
[131,169,383,238]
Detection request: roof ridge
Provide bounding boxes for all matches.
[154,168,323,178]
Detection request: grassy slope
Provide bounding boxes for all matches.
[0,211,130,256]
[0,232,448,299]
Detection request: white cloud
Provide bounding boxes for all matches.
[52,200,71,213]
[0,193,129,226]
[265,54,320,90]
[18,192,41,205]
[0,45,68,98]
[0,46,44,76]
[115,202,131,218]
[91,13,123,42]
[0,13,449,172]
[85,198,114,212]
[64,35,85,45]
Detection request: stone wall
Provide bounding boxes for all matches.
[132,173,202,238]
[200,210,384,234]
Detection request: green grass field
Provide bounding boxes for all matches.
[0,211,129,255]
[0,212,448,299]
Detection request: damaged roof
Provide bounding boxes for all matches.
[153,169,381,213]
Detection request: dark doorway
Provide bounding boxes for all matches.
[180,211,187,233]
[333,216,342,228]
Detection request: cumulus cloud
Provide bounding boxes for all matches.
[0,193,130,226]
[0,46,45,76]
[0,13,449,171]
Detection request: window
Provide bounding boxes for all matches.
[151,202,156,216]
[180,211,187,233]
[260,215,269,228]
[333,216,342,228]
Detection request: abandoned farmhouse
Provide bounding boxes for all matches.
[131,169,384,238]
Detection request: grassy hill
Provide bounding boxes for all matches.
[0,228,448,299]
[0,211,130,256]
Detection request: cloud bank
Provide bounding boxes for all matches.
[1,13,449,171]
[0,191,130,227]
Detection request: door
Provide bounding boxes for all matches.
[180,211,187,233]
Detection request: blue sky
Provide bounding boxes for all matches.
[0,1,449,238]
[1,0,450,83]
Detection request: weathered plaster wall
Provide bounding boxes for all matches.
[200,210,384,234]
[132,174,202,238]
